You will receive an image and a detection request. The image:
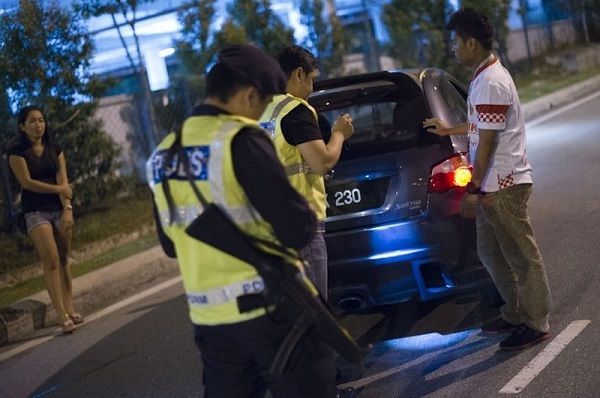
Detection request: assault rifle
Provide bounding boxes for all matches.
[160,132,365,374]
[185,203,365,374]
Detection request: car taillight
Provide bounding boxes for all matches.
[428,153,472,193]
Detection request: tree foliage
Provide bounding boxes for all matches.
[382,0,452,70]
[298,0,347,78]
[215,0,294,57]
[167,0,218,127]
[545,0,600,42]
[175,0,217,76]
[0,0,122,211]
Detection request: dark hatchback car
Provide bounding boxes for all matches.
[309,69,498,313]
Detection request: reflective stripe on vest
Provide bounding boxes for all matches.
[158,203,260,227]
[186,276,265,307]
[284,162,313,176]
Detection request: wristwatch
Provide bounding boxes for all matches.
[64,204,73,210]
[465,182,481,195]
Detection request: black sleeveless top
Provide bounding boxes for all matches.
[8,144,63,213]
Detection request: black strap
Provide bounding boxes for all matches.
[177,138,209,208]
[161,132,181,225]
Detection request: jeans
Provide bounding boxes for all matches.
[477,184,552,333]
[300,222,328,300]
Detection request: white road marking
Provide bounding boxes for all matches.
[0,336,54,363]
[85,276,182,323]
[0,276,183,364]
[527,90,600,127]
[499,320,591,394]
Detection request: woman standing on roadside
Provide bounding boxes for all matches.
[8,106,83,333]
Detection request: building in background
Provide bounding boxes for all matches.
[0,0,579,177]
[0,0,574,93]
[63,0,573,94]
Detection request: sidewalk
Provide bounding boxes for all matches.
[2,73,600,346]
[0,246,178,345]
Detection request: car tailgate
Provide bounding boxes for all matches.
[325,143,449,232]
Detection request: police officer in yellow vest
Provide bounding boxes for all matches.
[259,45,354,300]
[147,44,337,397]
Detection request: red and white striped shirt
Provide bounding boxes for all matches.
[468,53,533,192]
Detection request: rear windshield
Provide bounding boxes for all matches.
[310,80,437,161]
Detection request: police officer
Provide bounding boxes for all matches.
[147,44,337,397]
[259,45,354,300]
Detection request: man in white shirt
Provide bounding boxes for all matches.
[423,8,552,351]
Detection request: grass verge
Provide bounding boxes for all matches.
[0,232,157,308]
[0,186,155,275]
[0,185,157,307]
[516,65,600,103]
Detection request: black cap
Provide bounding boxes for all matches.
[216,44,287,95]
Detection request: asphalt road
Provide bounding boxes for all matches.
[1,91,599,398]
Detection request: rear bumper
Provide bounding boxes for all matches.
[325,214,492,312]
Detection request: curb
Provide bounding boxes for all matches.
[522,74,600,121]
[0,246,178,346]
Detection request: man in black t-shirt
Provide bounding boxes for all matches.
[259,45,354,300]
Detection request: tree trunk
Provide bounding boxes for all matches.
[130,21,160,146]
[0,151,15,232]
[581,3,591,44]
[519,0,533,68]
[361,0,381,72]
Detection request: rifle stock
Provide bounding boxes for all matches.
[185,203,365,367]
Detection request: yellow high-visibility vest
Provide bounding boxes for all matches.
[147,114,279,325]
[259,94,326,220]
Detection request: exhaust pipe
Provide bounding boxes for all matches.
[337,295,366,312]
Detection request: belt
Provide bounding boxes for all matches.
[186,276,265,307]
[316,221,325,233]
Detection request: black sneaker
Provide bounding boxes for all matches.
[499,324,550,351]
[481,318,518,335]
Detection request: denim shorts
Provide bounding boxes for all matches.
[24,210,63,235]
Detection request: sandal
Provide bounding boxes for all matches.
[68,313,84,325]
[60,314,75,334]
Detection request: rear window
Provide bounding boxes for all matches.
[310,80,437,161]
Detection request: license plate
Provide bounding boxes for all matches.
[326,178,389,216]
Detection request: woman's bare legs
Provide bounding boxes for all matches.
[29,224,71,326]
[54,222,76,317]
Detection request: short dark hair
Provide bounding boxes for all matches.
[205,44,286,102]
[447,8,494,50]
[277,45,319,77]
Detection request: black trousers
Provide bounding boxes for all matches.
[193,314,337,398]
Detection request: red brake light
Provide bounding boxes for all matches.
[428,153,472,193]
